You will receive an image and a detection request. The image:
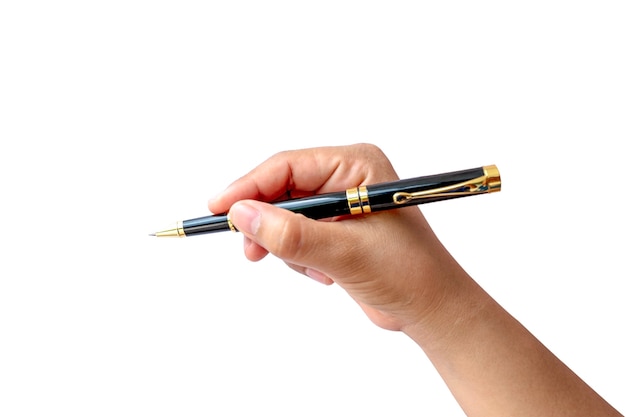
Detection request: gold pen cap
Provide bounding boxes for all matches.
[483,165,501,193]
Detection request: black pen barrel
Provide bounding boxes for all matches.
[273,191,349,219]
[152,165,500,237]
[367,167,487,211]
[183,214,230,236]
[180,190,348,236]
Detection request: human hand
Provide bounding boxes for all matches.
[208,144,625,416]
[208,143,468,332]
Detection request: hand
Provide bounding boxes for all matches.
[209,143,623,416]
[208,143,467,332]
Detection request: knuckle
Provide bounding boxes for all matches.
[358,142,385,157]
[350,142,386,162]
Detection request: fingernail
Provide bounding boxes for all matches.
[230,202,261,235]
[304,268,334,285]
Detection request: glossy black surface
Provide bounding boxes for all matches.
[180,191,348,236]
[273,191,348,219]
[178,167,490,236]
[183,214,230,236]
[367,167,486,211]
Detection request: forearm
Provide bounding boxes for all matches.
[402,273,622,417]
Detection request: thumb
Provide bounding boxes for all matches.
[228,200,350,270]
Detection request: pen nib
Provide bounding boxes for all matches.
[150,222,186,237]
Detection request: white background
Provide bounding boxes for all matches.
[1,1,624,416]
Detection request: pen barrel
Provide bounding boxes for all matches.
[180,191,348,236]
[183,214,230,236]
[273,191,349,219]
[367,166,495,211]
[153,165,500,237]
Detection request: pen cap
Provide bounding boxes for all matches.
[483,165,501,193]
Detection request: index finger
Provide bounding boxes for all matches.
[208,143,399,215]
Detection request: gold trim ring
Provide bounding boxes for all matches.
[226,213,238,232]
[358,186,371,214]
[346,187,362,215]
[483,165,501,192]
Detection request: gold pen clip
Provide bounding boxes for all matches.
[393,165,501,205]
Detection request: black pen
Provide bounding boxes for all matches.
[151,165,501,237]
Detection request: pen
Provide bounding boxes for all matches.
[151,165,501,237]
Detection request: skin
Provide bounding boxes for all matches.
[208,143,622,417]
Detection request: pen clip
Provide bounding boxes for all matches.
[393,166,500,205]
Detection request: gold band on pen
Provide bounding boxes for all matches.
[482,164,501,192]
[358,186,371,214]
[177,221,185,236]
[347,187,362,215]
[346,186,372,215]
[226,213,238,232]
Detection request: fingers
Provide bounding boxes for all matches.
[285,263,335,285]
[301,268,335,285]
[204,143,472,332]
[242,235,269,262]
[228,199,359,277]
[243,228,335,285]
[208,143,399,215]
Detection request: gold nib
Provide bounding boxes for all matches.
[151,221,186,237]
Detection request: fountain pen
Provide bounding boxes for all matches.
[151,165,501,237]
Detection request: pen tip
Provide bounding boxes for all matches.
[148,233,156,236]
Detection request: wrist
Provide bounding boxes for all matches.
[399,268,491,353]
